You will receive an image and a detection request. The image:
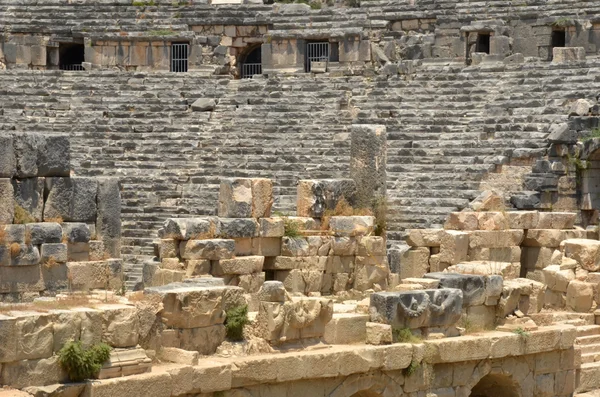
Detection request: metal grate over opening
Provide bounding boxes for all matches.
[171,43,189,73]
[59,64,85,71]
[305,42,330,72]
[241,63,262,79]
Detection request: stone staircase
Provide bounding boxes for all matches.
[576,324,600,393]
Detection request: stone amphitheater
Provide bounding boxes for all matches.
[4,0,600,396]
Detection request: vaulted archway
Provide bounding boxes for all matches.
[470,373,521,397]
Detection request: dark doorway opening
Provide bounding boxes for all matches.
[59,43,85,71]
[552,30,566,48]
[240,46,262,79]
[476,34,491,54]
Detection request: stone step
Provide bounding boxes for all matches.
[577,325,600,338]
[578,335,600,346]
[577,362,600,393]
[582,352,600,364]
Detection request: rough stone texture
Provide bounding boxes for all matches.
[0,135,16,178]
[328,216,374,237]
[96,178,121,258]
[62,223,91,243]
[44,177,98,222]
[66,259,123,291]
[37,135,70,177]
[12,178,44,222]
[350,124,387,208]
[218,178,252,218]
[0,179,14,224]
[406,229,444,247]
[26,223,61,245]
[563,239,600,271]
[365,322,392,345]
[259,218,284,237]
[566,280,594,312]
[296,179,357,218]
[251,178,273,218]
[439,230,469,265]
[554,47,586,63]
[258,280,286,302]
[13,133,44,178]
[424,273,486,307]
[180,239,235,260]
[217,218,259,238]
[40,243,68,263]
[160,218,214,240]
[213,256,264,275]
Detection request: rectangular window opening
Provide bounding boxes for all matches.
[305,41,330,72]
[59,43,85,71]
[552,30,566,48]
[476,33,490,54]
[171,43,189,73]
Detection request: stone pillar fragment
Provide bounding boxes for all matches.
[96,178,122,258]
[350,124,387,208]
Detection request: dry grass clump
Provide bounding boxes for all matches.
[45,217,64,223]
[321,198,374,231]
[9,242,21,258]
[13,205,35,224]
[43,256,59,269]
[0,228,6,244]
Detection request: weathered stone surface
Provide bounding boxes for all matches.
[353,256,389,291]
[543,265,574,292]
[446,261,519,280]
[96,178,121,258]
[439,230,469,265]
[523,229,566,248]
[62,223,91,243]
[468,230,524,248]
[499,278,546,316]
[357,236,386,256]
[350,124,387,208]
[330,236,358,256]
[399,247,430,280]
[554,47,586,63]
[26,223,62,245]
[281,236,310,257]
[159,218,214,240]
[506,211,539,229]
[424,273,486,306]
[251,178,273,218]
[179,324,226,355]
[0,135,16,178]
[536,212,576,229]
[0,179,14,224]
[476,211,508,230]
[40,243,68,263]
[13,133,44,178]
[185,259,211,276]
[66,260,123,291]
[218,178,252,218]
[258,280,286,302]
[265,256,325,271]
[251,237,281,256]
[0,356,67,389]
[145,283,244,328]
[563,239,600,271]
[11,244,41,266]
[99,304,140,348]
[296,179,357,218]
[180,239,235,260]
[0,264,44,293]
[406,229,443,247]
[444,212,478,230]
[12,178,44,222]
[366,322,392,345]
[217,218,259,238]
[369,288,463,328]
[469,190,506,211]
[37,135,70,177]
[328,216,374,237]
[191,98,216,111]
[44,177,98,222]
[566,280,594,312]
[259,218,284,237]
[324,313,369,344]
[213,256,264,275]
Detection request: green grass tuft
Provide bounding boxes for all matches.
[225,305,249,341]
[393,327,422,344]
[58,341,112,382]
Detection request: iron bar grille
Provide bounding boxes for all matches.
[59,64,84,71]
[241,63,262,78]
[305,42,330,72]
[171,43,189,73]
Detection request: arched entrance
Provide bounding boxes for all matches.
[240,46,262,78]
[470,373,521,397]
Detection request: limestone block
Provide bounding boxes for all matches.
[213,256,264,275]
[256,298,333,342]
[62,223,91,243]
[357,236,386,256]
[286,216,319,231]
[251,237,281,256]
[544,289,566,308]
[476,211,509,230]
[178,325,227,355]
[325,255,354,273]
[161,258,183,271]
[281,236,310,256]
[217,218,259,238]
[11,244,41,266]
[468,247,521,263]
[233,238,252,256]
[424,273,486,306]
[350,124,387,207]
[523,229,566,247]
[40,243,67,263]
[13,133,44,178]
[224,272,265,293]
[536,212,576,229]
[98,305,140,348]
[542,265,574,292]
[439,230,469,265]
[13,312,54,360]
[308,236,329,256]
[185,259,211,276]
[219,178,273,218]
[37,135,70,177]
[96,178,121,258]
[180,239,235,260]
[258,280,286,302]
[566,280,594,312]
[328,216,374,237]
[331,236,358,256]
[0,356,67,389]
[553,47,586,63]
[323,313,369,344]
[276,269,323,294]
[469,190,506,211]
[0,315,17,362]
[370,289,463,329]
[158,239,179,258]
[0,179,14,224]
[97,347,152,379]
[66,259,123,291]
[259,217,284,237]
[12,178,44,222]
[26,223,61,245]
[465,305,496,330]
[44,177,98,222]
[468,230,524,248]
[399,247,430,280]
[499,278,546,316]
[265,256,325,271]
[446,261,519,280]
[0,135,16,178]
[333,273,351,292]
[403,278,440,289]
[67,242,90,262]
[426,335,492,363]
[0,265,44,293]
[563,239,600,271]
[144,283,244,328]
[366,322,392,345]
[296,179,357,218]
[159,218,214,240]
[81,370,172,397]
[406,229,444,247]
[506,211,539,229]
[4,225,25,244]
[521,247,554,270]
[158,347,199,365]
[191,98,217,111]
[354,256,389,291]
[444,212,478,230]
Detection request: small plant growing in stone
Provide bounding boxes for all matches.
[552,17,574,28]
[0,227,6,244]
[13,205,35,224]
[224,304,249,341]
[283,218,302,238]
[512,327,530,338]
[403,360,420,377]
[58,340,112,382]
[44,256,59,269]
[393,327,422,344]
[45,216,64,223]
[24,229,32,245]
[9,242,21,258]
